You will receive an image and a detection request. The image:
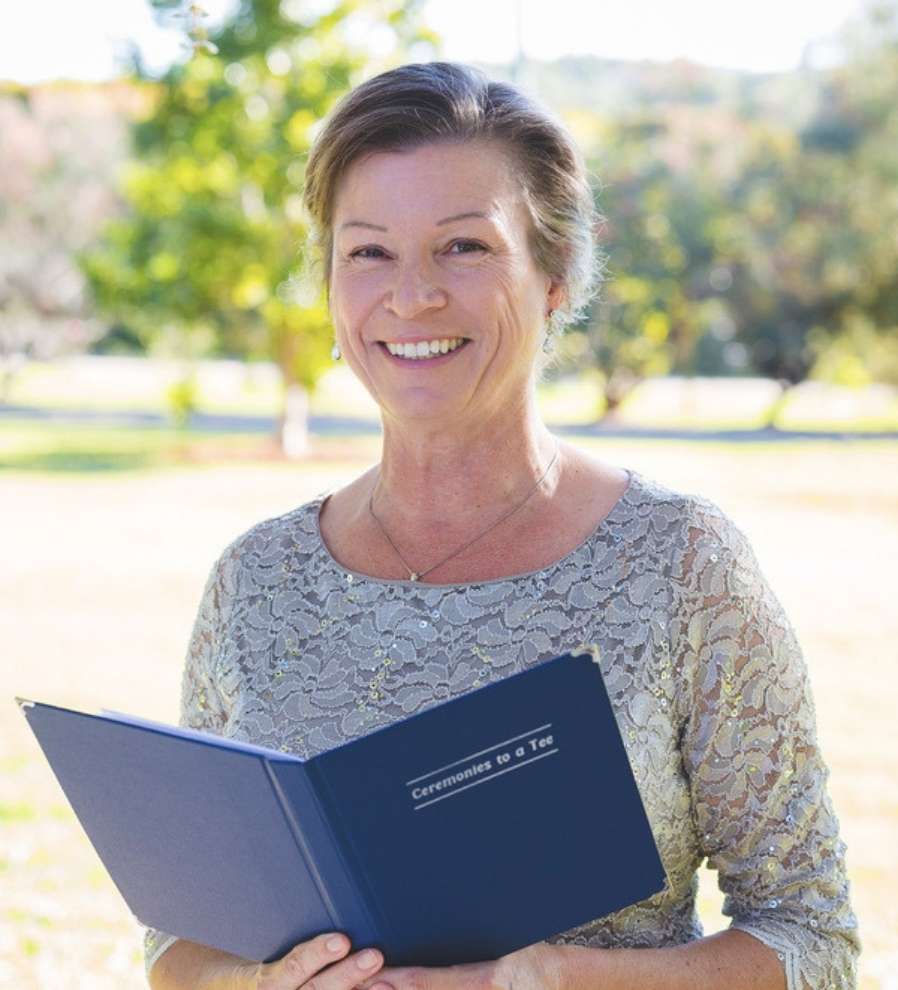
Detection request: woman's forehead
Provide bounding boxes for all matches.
[333,141,524,230]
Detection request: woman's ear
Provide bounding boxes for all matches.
[546,278,566,315]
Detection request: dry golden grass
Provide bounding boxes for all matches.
[1,437,895,988]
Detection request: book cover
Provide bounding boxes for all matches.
[15,648,667,967]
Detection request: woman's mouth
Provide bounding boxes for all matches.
[379,337,469,362]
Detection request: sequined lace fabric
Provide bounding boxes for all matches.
[142,467,859,989]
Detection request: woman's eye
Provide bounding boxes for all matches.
[449,240,486,255]
[349,246,386,260]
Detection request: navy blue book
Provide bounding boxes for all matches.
[15,649,667,967]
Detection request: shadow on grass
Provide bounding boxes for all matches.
[0,423,238,474]
[0,450,163,473]
[0,420,294,473]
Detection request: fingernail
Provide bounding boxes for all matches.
[358,949,379,968]
[327,935,345,952]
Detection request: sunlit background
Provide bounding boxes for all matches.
[0,0,876,77]
[1,1,896,988]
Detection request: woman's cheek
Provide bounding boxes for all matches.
[493,294,530,344]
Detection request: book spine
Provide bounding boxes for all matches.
[305,758,393,951]
[261,759,343,930]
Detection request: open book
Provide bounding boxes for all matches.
[15,649,667,967]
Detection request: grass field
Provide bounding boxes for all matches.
[1,426,896,989]
[6,354,898,431]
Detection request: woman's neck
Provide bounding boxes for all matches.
[373,396,559,529]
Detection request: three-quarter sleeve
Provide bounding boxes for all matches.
[672,499,860,990]
[142,551,233,983]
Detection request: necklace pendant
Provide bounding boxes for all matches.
[409,572,419,582]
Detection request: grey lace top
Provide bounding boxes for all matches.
[142,467,859,989]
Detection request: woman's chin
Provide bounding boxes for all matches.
[382,393,470,426]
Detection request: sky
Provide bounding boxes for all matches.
[0,0,871,84]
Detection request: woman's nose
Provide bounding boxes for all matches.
[385,260,447,318]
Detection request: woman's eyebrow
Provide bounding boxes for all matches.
[339,210,490,232]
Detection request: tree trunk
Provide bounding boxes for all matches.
[280,381,309,459]
[0,353,27,403]
[598,370,641,424]
[761,378,792,430]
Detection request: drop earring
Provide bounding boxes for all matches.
[331,343,342,361]
[542,309,556,354]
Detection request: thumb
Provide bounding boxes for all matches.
[263,933,354,990]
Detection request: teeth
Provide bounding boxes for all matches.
[385,338,465,360]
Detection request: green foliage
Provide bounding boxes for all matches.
[165,372,199,426]
[578,110,747,413]
[0,802,37,822]
[808,312,898,386]
[563,1,898,416]
[82,0,434,396]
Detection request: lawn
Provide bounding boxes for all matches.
[5,354,898,431]
[0,432,895,989]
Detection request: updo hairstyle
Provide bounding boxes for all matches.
[300,61,605,366]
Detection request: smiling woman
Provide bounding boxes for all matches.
[144,62,859,990]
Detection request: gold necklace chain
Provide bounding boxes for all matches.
[368,441,561,583]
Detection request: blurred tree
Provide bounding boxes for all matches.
[82,0,435,453]
[717,0,898,421]
[565,1,898,425]
[806,0,898,386]
[709,119,827,423]
[0,84,136,399]
[573,111,735,420]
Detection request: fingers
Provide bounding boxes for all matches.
[257,932,387,990]
[355,974,396,990]
[319,943,388,990]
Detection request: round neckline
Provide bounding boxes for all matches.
[311,467,639,590]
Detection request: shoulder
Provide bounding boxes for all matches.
[624,469,759,578]
[206,493,326,586]
[625,468,747,539]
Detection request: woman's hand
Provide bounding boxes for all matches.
[242,931,390,990]
[354,941,562,990]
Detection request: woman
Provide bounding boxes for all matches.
[145,61,859,990]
